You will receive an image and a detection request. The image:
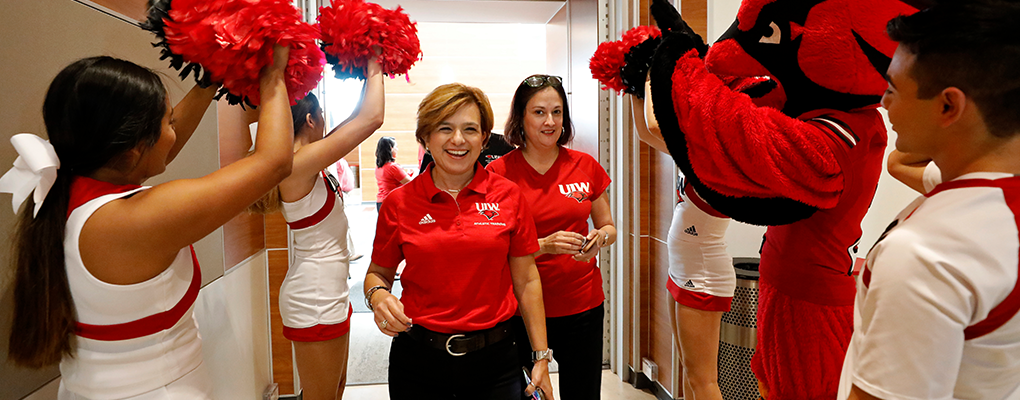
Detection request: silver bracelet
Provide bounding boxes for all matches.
[365,285,390,312]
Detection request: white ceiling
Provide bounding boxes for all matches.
[371,0,566,24]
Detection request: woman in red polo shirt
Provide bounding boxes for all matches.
[364,83,554,400]
[374,136,411,211]
[487,74,617,399]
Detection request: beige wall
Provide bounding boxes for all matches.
[357,22,547,202]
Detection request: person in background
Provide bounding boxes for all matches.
[364,83,554,400]
[3,46,293,398]
[839,1,1020,398]
[250,57,383,400]
[418,131,514,174]
[374,136,410,211]
[487,74,616,399]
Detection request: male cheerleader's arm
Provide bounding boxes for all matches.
[887,150,932,194]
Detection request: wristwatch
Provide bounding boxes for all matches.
[532,348,554,363]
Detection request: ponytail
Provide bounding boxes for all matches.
[6,56,168,368]
[8,173,77,368]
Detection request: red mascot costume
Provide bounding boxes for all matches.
[609,0,918,398]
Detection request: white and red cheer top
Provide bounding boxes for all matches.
[61,177,204,399]
[839,172,1020,399]
[279,172,353,341]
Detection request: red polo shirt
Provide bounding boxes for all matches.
[372,164,540,333]
[487,148,611,317]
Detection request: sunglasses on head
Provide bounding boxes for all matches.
[523,75,562,88]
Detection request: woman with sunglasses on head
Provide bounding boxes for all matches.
[487,74,617,399]
[364,83,554,400]
[249,57,383,400]
[3,45,293,399]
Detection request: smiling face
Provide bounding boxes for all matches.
[882,45,941,156]
[427,103,484,183]
[522,87,564,150]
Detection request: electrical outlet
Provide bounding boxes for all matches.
[263,383,279,400]
[641,357,658,382]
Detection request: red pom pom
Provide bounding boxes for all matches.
[163,0,325,106]
[590,26,661,93]
[590,40,630,93]
[318,0,422,78]
[621,25,661,48]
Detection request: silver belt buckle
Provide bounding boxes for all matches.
[445,334,467,356]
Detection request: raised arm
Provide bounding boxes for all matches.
[630,80,670,155]
[80,45,295,284]
[290,59,384,180]
[887,150,932,193]
[166,84,219,163]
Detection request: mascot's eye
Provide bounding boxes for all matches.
[759,21,782,44]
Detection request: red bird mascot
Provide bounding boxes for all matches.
[598,0,918,398]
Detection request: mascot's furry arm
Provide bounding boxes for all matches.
[649,0,841,225]
[644,0,913,225]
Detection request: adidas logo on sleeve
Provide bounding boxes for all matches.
[419,214,435,225]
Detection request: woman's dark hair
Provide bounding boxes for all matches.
[8,56,167,368]
[504,74,574,147]
[290,92,321,136]
[375,136,397,168]
[887,0,1020,138]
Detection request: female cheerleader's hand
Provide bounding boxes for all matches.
[538,231,585,256]
[371,290,412,337]
[528,360,555,400]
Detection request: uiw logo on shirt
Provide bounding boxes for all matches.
[475,203,500,220]
[559,182,590,203]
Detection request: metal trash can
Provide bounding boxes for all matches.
[718,257,760,400]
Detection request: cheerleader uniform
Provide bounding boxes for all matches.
[60,177,209,400]
[279,172,353,341]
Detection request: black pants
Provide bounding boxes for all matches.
[389,330,524,399]
[512,303,605,400]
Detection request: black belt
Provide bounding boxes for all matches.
[405,320,513,356]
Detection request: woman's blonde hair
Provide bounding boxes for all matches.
[415,83,494,147]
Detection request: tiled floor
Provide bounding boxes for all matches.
[344,369,659,400]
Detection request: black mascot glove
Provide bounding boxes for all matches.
[650,0,709,58]
[621,36,661,98]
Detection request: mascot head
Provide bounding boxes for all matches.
[705,0,918,117]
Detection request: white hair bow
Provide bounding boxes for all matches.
[0,134,61,217]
